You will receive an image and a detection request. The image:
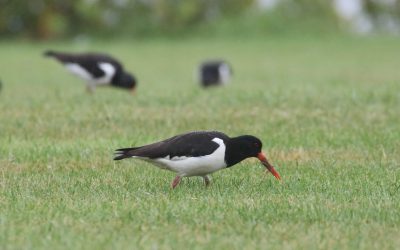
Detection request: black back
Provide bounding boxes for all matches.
[45,50,138,90]
[115,131,229,160]
[44,50,123,79]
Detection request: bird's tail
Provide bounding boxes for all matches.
[43,50,57,57]
[113,147,140,161]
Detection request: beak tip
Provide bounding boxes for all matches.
[259,152,281,181]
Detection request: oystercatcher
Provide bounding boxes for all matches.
[198,60,232,87]
[44,51,137,93]
[114,131,280,188]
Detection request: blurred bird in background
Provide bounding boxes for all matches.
[44,51,137,94]
[198,60,232,88]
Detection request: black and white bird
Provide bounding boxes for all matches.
[114,131,281,188]
[198,60,232,87]
[44,51,137,93]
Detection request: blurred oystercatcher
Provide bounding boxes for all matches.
[44,51,137,93]
[198,60,232,87]
[114,131,280,188]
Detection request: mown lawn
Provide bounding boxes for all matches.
[0,36,399,249]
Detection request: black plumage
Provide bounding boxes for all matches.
[198,60,232,87]
[115,131,228,160]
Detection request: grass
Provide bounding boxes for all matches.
[0,35,400,249]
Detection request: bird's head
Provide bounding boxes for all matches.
[116,72,137,94]
[228,135,281,180]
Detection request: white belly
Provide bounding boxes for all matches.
[149,138,227,177]
[65,63,92,81]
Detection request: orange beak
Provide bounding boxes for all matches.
[257,152,281,180]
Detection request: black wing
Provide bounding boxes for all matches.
[44,51,123,78]
[114,131,229,160]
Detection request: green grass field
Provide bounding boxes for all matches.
[0,36,400,249]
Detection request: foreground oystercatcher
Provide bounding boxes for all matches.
[114,131,280,188]
[44,51,137,93]
[198,60,232,87]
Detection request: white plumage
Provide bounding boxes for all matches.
[97,63,116,85]
[218,63,231,85]
[64,62,116,86]
[133,138,227,177]
[65,63,92,81]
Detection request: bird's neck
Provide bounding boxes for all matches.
[225,138,249,167]
[110,72,121,86]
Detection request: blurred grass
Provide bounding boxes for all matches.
[0,36,400,249]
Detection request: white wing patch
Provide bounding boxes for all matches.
[96,62,116,85]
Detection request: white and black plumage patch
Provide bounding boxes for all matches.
[45,51,122,85]
[63,62,116,86]
[198,60,232,87]
[114,131,230,177]
[154,138,227,176]
[115,131,229,159]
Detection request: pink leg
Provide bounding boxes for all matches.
[171,176,182,189]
